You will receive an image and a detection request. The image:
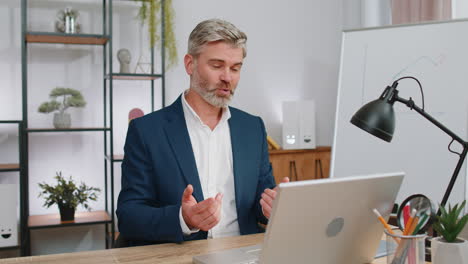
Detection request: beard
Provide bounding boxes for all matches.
[191,70,236,108]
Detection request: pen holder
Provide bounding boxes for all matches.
[385,229,427,264]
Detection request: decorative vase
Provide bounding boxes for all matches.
[58,205,75,221]
[432,237,468,264]
[53,112,71,129]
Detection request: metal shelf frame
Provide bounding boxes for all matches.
[20,0,113,256]
[0,120,25,252]
[104,0,166,246]
[19,0,166,256]
[0,121,23,171]
[105,73,162,81]
[26,127,111,133]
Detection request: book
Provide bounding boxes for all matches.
[267,135,281,150]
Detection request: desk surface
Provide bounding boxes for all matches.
[0,234,429,264]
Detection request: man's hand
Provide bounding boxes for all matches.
[181,184,223,231]
[260,177,289,219]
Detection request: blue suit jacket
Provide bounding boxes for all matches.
[116,96,276,245]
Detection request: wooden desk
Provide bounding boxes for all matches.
[0,233,430,264]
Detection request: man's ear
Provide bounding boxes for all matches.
[184,54,194,75]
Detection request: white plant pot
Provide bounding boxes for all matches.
[53,112,71,129]
[432,237,468,264]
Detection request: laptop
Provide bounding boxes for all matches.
[193,172,404,264]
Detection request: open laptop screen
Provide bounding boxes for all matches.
[259,172,404,264]
[193,172,404,264]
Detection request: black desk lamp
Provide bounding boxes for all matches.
[350,76,468,210]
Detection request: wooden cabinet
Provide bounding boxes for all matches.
[268,146,331,183]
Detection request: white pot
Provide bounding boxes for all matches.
[53,112,71,129]
[432,237,468,264]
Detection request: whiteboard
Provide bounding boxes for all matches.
[332,19,468,205]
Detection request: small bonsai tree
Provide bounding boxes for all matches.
[433,200,468,242]
[38,87,86,115]
[38,171,100,211]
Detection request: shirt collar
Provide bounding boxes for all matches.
[181,90,231,127]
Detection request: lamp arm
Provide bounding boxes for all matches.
[394,96,466,145]
[394,95,468,208]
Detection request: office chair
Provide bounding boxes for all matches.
[113,233,130,248]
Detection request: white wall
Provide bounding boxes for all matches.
[454,0,468,18]
[0,0,343,255]
[343,0,363,30]
[342,0,392,30]
[167,0,343,146]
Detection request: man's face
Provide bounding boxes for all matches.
[186,41,244,108]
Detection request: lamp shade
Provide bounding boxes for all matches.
[350,98,395,142]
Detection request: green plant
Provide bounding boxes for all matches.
[433,200,468,242]
[134,0,178,69]
[38,171,100,210]
[38,87,86,114]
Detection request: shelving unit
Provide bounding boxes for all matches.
[105,73,162,81]
[18,0,167,256]
[104,0,166,246]
[0,164,20,172]
[26,128,111,133]
[20,0,114,256]
[28,211,111,229]
[0,120,25,253]
[25,32,109,45]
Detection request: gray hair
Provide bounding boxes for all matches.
[188,19,247,58]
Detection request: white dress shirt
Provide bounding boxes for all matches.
[178,91,240,238]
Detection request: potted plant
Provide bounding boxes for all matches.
[38,172,100,221]
[38,87,86,129]
[133,0,178,70]
[431,200,468,264]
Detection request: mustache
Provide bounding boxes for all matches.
[206,82,233,94]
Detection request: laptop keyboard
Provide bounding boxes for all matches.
[246,248,261,257]
[241,248,261,264]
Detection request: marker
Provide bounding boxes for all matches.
[403,205,410,225]
[412,212,429,235]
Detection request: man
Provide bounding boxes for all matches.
[117,19,288,246]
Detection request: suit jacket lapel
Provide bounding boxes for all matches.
[163,96,204,202]
[228,109,245,211]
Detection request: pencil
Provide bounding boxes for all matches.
[373,209,395,235]
[403,209,417,235]
[373,208,400,243]
[406,215,419,235]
